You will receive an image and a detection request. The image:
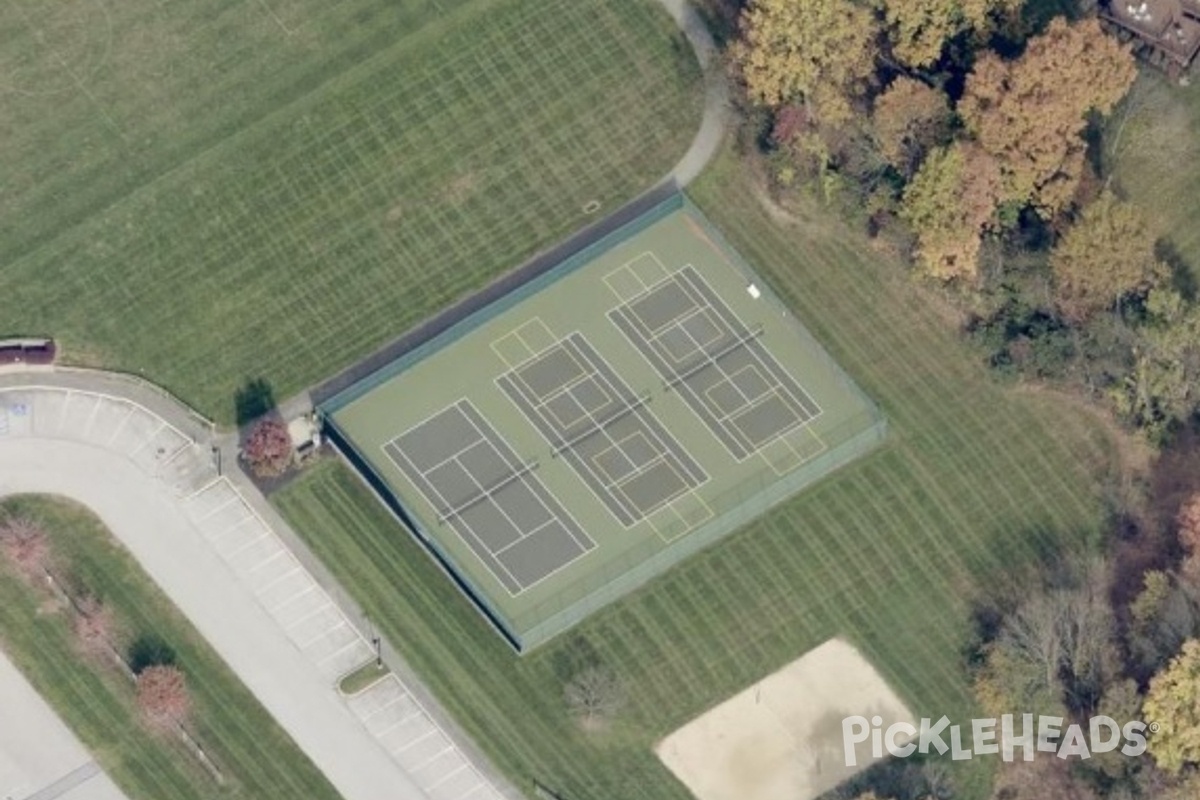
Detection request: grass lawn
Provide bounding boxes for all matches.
[1107,71,1200,287]
[273,150,1118,800]
[0,0,702,423]
[0,495,342,800]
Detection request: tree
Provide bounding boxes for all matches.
[732,0,881,125]
[137,664,191,733]
[901,142,1002,281]
[1050,192,1167,322]
[0,516,51,583]
[242,417,292,477]
[960,18,1136,215]
[871,77,952,177]
[1178,494,1200,584]
[73,594,118,661]
[1111,289,1200,441]
[992,756,1100,800]
[881,0,1020,68]
[564,665,623,731]
[1143,639,1200,774]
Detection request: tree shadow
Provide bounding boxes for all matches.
[547,634,602,683]
[234,377,276,427]
[129,633,177,675]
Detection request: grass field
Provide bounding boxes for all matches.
[1108,71,1200,286]
[274,150,1119,800]
[0,0,702,423]
[0,495,342,800]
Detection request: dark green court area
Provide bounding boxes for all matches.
[321,195,886,650]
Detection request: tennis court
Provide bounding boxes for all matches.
[384,400,593,594]
[608,263,821,461]
[495,329,706,528]
[320,194,886,650]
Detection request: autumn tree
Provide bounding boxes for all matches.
[242,417,292,478]
[882,0,1021,68]
[1050,192,1167,322]
[1142,639,1200,774]
[564,665,623,731]
[974,566,1119,717]
[732,0,881,126]
[137,664,191,733]
[960,17,1136,216]
[871,77,952,177]
[901,142,1002,281]
[73,594,118,662]
[0,516,51,583]
[1178,494,1200,584]
[991,756,1100,800]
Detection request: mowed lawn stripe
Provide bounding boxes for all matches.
[273,152,1112,800]
[1,0,701,422]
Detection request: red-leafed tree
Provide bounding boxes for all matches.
[0,516,51,582]
[242,418,292,477]
[73,595,118,661]
[1179,494,1200,585]
[137,664,191,732]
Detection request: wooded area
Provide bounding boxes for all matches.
[714,0,1200,796]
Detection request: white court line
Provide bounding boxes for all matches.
[379,400,483,459]
[678,265,824,422]
[569,332,709,498]
[381,414,526,596]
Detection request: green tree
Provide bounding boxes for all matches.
[1050,192,1167,322]
[960,18,1136,215]
[1111,289,1200,441]
[871,77,953,177]
[1143,639,1200,774]
[901,142,1002,281]
[733,0,881,125]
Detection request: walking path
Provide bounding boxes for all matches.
[0,369,514,800]
[657,0,730,187]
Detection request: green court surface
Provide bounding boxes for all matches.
[321,195,886,650]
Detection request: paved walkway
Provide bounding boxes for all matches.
[656,0,730,187]
[0,370,514,800]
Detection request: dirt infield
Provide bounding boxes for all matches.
[655,639,915,800]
